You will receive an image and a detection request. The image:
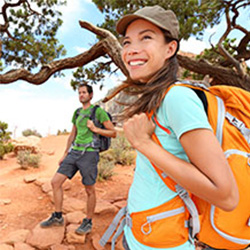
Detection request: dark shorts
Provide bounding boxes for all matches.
[57,149,99,185]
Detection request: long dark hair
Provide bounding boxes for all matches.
[119,30,179,121]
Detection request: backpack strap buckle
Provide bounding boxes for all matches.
[175,184,200,238]
[226,112,250,144]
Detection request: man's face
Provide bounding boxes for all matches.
[78,86,92,104]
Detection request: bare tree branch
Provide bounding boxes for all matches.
[79,20,129,77]
[177,54,250,90]
[0,40,107,84]
[0,21,129,84]
[217,5,244,77]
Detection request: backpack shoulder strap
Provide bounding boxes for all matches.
[148,111,200,237]
[90,105,100,124]
[75,107,82,120]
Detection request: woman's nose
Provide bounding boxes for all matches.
[127,48,140,56]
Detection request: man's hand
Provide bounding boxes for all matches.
[87,120,97,133]
[58,152,67,165]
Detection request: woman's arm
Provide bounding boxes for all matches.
[123,113,239,211]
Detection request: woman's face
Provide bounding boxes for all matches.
[121,19,175,83]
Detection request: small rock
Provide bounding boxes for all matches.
[0,199,12,205]
[66,224,86,244]
[24,175,37,183]
[65,211,86,224]
[26,223,65,249]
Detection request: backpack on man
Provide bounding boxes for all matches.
[100,81,250,250]
[75,105,112,152]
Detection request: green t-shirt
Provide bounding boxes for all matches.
[71,105,110,151]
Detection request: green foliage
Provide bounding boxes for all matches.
[22,129,42,138]
[17,150,41,169]
[71,61,112,90]
[1,0,66,71]
[92,0,224,40]
[97,157,115,181]
[196,38,249,71]
[0,121,14,159]
[0,143,14,160]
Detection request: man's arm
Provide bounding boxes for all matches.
[87,120,116,138]
[58,125,77,165]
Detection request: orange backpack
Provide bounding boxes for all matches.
[99,81,250,250]
[169,82,250,250]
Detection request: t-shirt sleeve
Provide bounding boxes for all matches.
[96,107,110,124]
[163,86,212,139]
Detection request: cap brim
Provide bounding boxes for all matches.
[116,13,175,38]
[116,14,144,35]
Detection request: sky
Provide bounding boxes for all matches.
[0,0,249,138]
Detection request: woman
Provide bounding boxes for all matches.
[116,5,239,250]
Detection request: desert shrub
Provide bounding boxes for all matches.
[57,129,69,135]
[17,150,41,169]
[22,129,42,138]
[0,121,14,159]
[97,157,115,181]
[110,134,131,151]
[108,134,135,165]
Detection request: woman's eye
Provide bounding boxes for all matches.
[142,35,152,40]
[122,40,130,47]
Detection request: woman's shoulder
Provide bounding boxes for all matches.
[163,85,199,106]
[167,85,196,99]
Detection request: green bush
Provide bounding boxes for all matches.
[0,121,14,159]
[97,157,115,181]
[17,150,41,169]
[22,129,42,138]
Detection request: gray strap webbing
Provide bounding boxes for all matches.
[215,96,225,145]
[226,112,250,144]
[111,218,126,250]
[99,206,127,247]
[77,112,90,123]
[175,185,200,238]
[72,142,99,152]
[72,142,92,148]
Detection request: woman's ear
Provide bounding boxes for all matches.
[164,40,178,59]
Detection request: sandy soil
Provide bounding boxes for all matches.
[1,135,248,250]
[0,135,134,249]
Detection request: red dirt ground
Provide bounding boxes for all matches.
[0,135,134,249]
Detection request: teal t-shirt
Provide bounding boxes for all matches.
[72,105,110,151]
[124,86,212,250]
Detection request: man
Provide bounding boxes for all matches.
[40,83,116,234]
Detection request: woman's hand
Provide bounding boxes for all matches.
[123,113,155,149]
